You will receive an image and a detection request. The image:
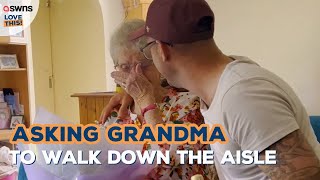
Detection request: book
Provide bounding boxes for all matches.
[19,104,24,115]
[0,91,4,103]
[0,102,7,109]
[14,92,21,115]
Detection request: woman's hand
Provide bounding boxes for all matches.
[111,64,156,108]
[112,64,163,125]
[99,92,133,124]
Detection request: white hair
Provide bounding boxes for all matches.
[110,19,148,65]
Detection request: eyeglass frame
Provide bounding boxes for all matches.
[140,41,173,60]
[114,59,154,72]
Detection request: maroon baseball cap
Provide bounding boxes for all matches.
[129,0,215,44]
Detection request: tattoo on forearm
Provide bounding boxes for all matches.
[259,130,320,180]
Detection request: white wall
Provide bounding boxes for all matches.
[50,0,106,122]
[207,0,320,115]
[99,0,125,92]
[31,0,55,114]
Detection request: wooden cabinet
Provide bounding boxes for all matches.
[0,130,13,141]
[123,0,153,20]
[0,44,31,128]
[71,92,116,125]
[0,28,35,145]
[0,130,15,149]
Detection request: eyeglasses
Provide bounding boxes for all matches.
[114,60,154,72]
[140,41,156,60]
[140,41,173,60]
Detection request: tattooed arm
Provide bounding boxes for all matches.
[259,130,320,180]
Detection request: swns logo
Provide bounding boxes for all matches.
[3,5,33,27]
[3,5,33,12]
[0,0,39,36]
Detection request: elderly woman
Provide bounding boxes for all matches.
[102,19,217,180]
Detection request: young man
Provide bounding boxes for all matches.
[104,0,320,179]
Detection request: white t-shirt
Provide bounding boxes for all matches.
[201,56,320,180]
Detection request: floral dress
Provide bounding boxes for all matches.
[110,89,217,180]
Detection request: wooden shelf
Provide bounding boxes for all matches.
[0,129,13,141]
[125,0,153,20]
[0,36,26,45]
[0,44,30,128]
[140,0,153,4]
[71,92,116,98]
[0,68,27,72]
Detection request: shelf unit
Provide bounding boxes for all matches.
[0,68,27,72]
[124,0,153,20]
[0,36,27,45]
[0,129,13,141]
[0,29,35,137]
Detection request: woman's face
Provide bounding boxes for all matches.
[115,50,161,86]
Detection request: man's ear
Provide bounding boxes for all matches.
[157,41,171,62]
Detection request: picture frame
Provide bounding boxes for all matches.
[0,107,10,129]
[10,115,23,129]
[0,54,19,69]
[9,26,24,38]
[11,30,24,38]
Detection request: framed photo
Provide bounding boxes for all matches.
[9,25,24,38]
[10,115,23,129]
[0,107,10,129]
[11,30,24,38]
[0,54,19,69]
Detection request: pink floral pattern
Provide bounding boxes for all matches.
[114,89,216,180]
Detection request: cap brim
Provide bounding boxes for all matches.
[128,26,146,41]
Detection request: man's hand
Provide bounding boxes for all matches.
[259,130,320,180]
[99,92,133,124]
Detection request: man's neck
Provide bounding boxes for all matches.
[153,86,168,103]
[180,53,232,106]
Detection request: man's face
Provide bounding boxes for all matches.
[148,40,182,88]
